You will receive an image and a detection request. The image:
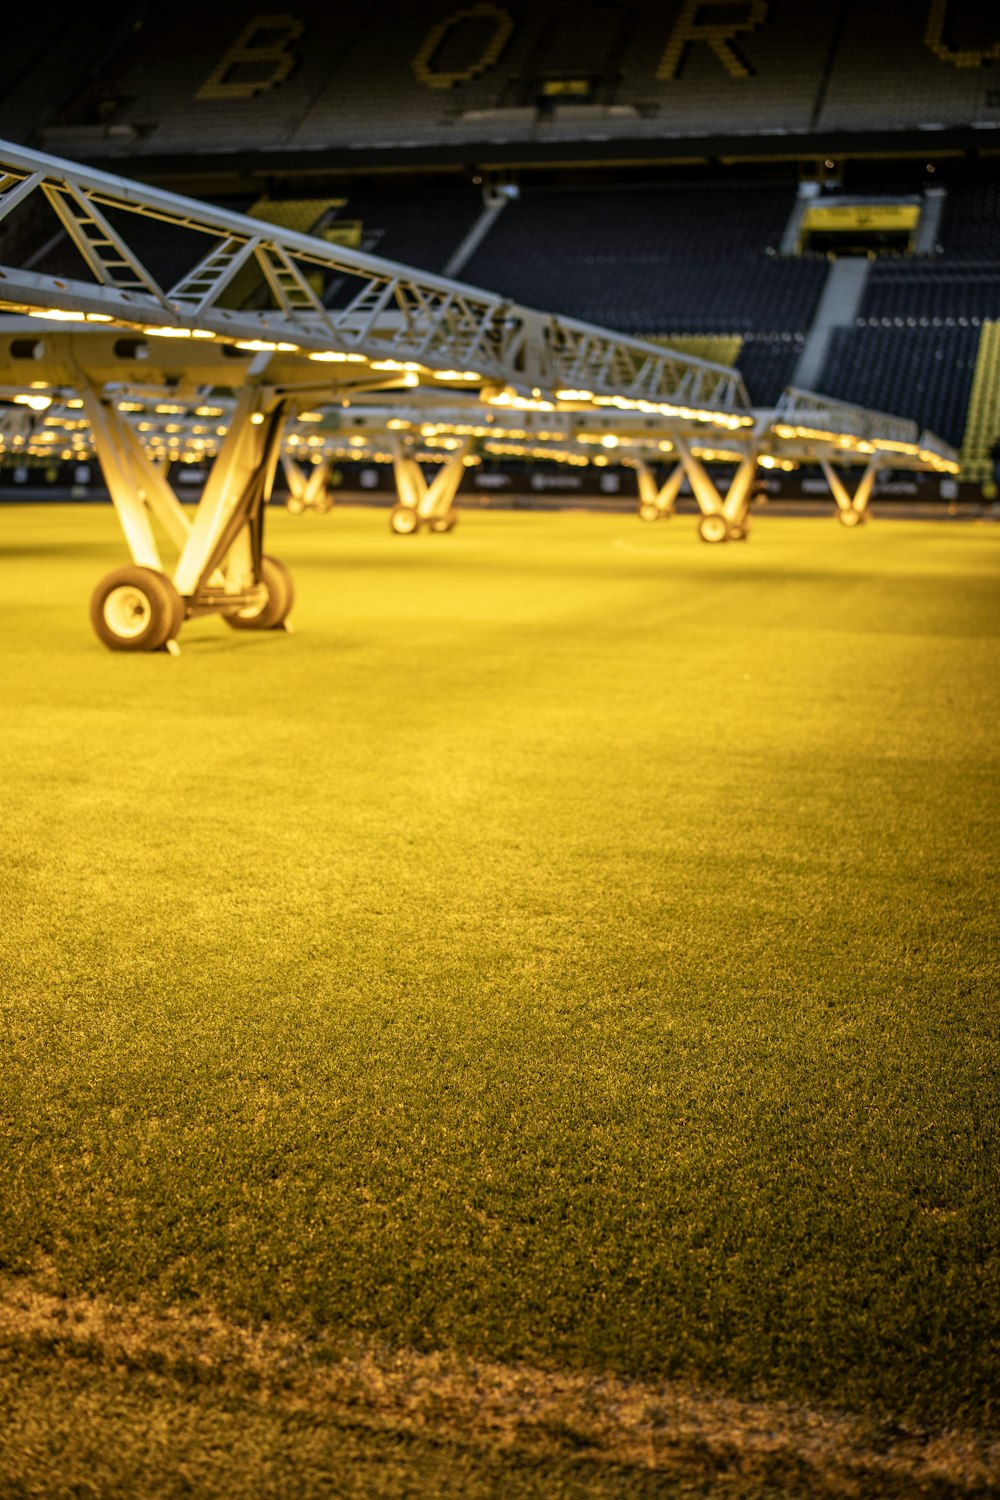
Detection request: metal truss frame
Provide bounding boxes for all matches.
[285,394,958,541]
[0,137,760,644]
[0,138,750,420]
[0,135,962,624]
[2,376,960,553]
[772,387,917,448]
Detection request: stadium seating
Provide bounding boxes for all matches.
[816,0,1000,133]
[0,8,139,145]
[859,262,1000,324]
[734,336,806,407]
[16,2,999,161]
[461,184,825,334]
[938,184,1000,260]
[322,191,482,275]
[816,326,981,447]
[959,322,1000,481]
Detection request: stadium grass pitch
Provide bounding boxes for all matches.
[1,502,998,1497]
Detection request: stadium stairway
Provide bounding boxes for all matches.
[793,257,871,390]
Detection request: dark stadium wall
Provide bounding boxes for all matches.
[0,5,148,147]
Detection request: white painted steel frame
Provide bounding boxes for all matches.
[0,138,750,419]
[282,455,334,513]
[0,133,960,582]
[4,378,960,540]
[390,437,475,525]
[0,138,760,629]
[636,461,685,519]
[774,387,917,447]
[818,457,879,522]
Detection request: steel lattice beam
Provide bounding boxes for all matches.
[0,381,960,477]
[0,138,752,423]
[0,140,962,646]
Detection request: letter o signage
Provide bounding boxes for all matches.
[413,3,515,90]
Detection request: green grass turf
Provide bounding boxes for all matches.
[1,503,998,1488]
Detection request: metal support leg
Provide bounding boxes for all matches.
[81,380,202,653]
[389,440,422,533]
[282,455,332,514]
[636,460,684,521]
[819,458,878,528]
[675,438,757,543]
[674,436,724,521]
[174,386,286,600]
[419,440,474,530]
[400,456,427,512]
[389,438,472,534]
[80,383,192,569]
[720,454,757,539]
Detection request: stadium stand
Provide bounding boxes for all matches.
[321,191,483,275]
[859,263,1000,325]
[0,8,139,146]
[959,322,1000,480]
[460,183,825,334]
[8,1,997,162]
[815,325,981,447]
[816,0,1000,134]
[938,183,1000,260]
[733,335,807,408]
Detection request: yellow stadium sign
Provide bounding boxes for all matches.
[801,203,921,233]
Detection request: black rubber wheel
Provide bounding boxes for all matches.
[164,579,186,641]
[90,566,184,653]
[838,508,864,528]
[428,513,457,534]
[225,555,295,631]
[390,504,420,535]
[638,502,661,523]
[698,514,729,545]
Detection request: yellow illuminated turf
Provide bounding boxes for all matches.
[1,503,998,1495]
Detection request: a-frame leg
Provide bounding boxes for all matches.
[636,460,684,522]
[80,381,192,569]
[85,380,294,651]
[675,437,758,543]
[819,458,878,528]
[389,438,473,535]
[282,455,333,514]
